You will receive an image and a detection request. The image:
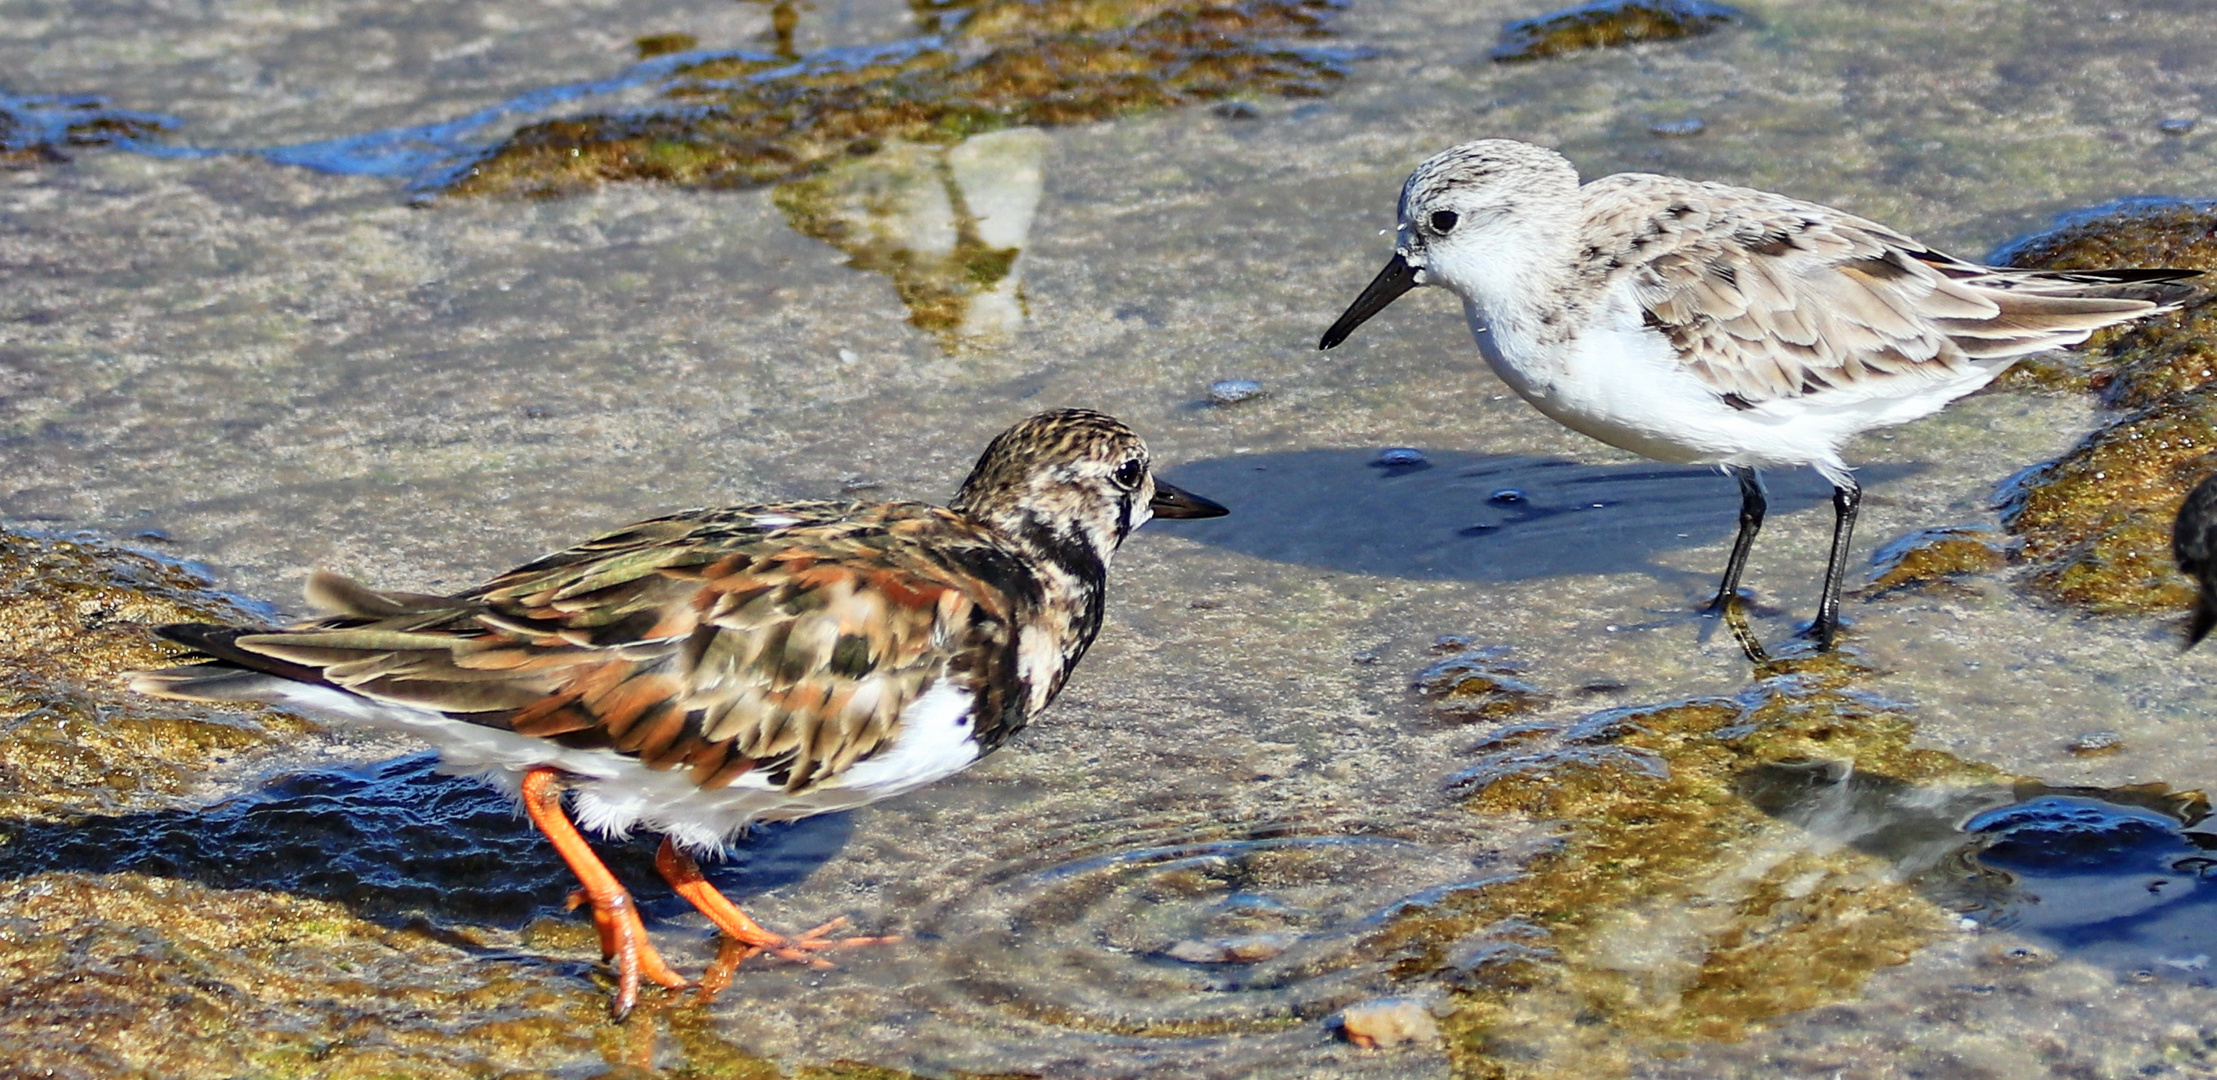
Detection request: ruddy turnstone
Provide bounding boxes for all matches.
[2174,471,2217,648]
[1320,139,2198,648]
[132,408,1226,1017]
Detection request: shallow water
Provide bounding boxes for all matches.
[8,0,2217,1076]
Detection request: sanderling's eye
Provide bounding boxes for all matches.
[1430,209,1459,235]
[1111,459,1145,490]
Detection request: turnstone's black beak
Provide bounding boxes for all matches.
[1319,251,1421,350]
[1149,480,1229,519]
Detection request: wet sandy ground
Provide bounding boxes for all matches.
[8,0,2217,1075]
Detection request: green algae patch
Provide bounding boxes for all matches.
[1490,0,1741,63]
[1369,651,2002,1078]
[0,93,170,168]
[439,0,1349,200]
[0,527,311,822]
[1992,200,2217,616]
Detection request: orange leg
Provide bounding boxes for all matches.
[520,767,688,1019]
[655,837,899,980]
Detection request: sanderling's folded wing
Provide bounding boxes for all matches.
[1583,174,2200,408]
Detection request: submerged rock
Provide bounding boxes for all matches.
[1989,200,2217,616]
[1492,0,1741,63]
[1336,996,1443,1049]
[1413,642,1550,722]
[1385,651,1990,1071]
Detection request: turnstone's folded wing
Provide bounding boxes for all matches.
[155,503,1024,795]
[1582,175,2199,407]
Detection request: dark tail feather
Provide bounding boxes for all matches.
[2189,587,2217,651]
[151,622,331,685]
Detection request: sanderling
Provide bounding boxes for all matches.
[2174,471,2217,648]
[1321,138,2198,648]
[133,409,1226,1017]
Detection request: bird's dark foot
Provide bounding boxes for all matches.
[1796,614,1851,652]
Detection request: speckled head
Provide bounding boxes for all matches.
[1321,139,1583,350]
[952,409,1226,575]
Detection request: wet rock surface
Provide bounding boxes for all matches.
[443,0,1354,200]
[1413,639,1550,722]
[1992,200,2217,616]
[1490,0,1740,63]
[0,527,307,823]
[1859,525,2009,598]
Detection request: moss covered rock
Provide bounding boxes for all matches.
[443,0,1349,199]
[0,528,312,822]
[1994,200,2217,616]
[1490,0,1741,63]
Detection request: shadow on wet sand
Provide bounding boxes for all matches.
[1155,448,1918,583]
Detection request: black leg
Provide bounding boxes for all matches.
[1709,466,1767,612]
[1811,476,1862,649]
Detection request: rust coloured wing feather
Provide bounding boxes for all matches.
[192,502,1039,794]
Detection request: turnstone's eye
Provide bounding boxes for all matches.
[1430,209,1459,235]
[1111,459,1145,490]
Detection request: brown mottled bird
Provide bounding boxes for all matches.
[133,409,1226,1017]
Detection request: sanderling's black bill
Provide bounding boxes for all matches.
[1150,480,1229,518]
[1320,251,1420,350]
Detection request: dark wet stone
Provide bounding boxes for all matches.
[2161,117,2198,135]
[1492,0,1741,63]
[1648,116,1705,137]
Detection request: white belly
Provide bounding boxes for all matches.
[265,679,983,855]
[1466,296,2000,480]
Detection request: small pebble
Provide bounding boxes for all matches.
[838,348,861,365]
[1337,997,1442,1049]
[1371,447,1431,473]
[521,404,552,419]
[1213,101,1261,120]
[2067,730,2124,757]
[1165,934,1293,963]
[2160,117,2198,135]
[1208,379,1264,405]
[1649,116,1706,137]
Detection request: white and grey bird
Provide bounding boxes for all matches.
[1321,139,2199,648]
